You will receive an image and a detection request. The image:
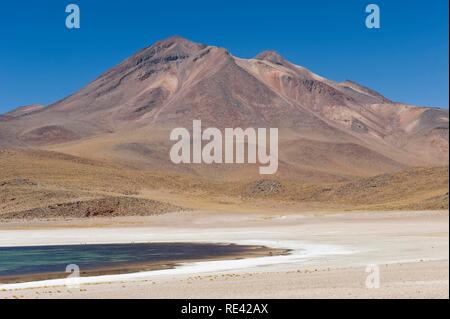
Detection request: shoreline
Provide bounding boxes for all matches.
[0,243,289,285]
[0,210,448,298]
[0,209,447,229]
[0,239,348,290]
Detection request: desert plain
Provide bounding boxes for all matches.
[0,209,448,299]
[0,36,448,299]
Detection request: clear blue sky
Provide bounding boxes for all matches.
[0,0,448,113]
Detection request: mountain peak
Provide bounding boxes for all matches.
[0,38,447,173]
[157,35,195,45]
[152,35,206,50]
[136,35,207,59]
[255,50,286,65]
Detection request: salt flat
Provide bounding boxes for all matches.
[0,210,448,298]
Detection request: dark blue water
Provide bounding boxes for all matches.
[0,242,263,280]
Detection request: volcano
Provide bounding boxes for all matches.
[1,36,448,181]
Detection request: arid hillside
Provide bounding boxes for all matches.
[0,149,447,219]
[0,36,448,182]
[0,37,448,219]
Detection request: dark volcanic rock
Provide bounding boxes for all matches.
[0,197,187,220]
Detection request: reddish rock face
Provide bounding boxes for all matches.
[0,36,448,180]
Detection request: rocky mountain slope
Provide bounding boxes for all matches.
[0,36,448,181]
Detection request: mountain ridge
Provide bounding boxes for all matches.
[0,36,448,181]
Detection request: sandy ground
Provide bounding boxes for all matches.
[0,210,448,299]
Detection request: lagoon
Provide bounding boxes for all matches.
[0,242,277,283]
